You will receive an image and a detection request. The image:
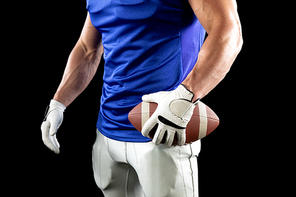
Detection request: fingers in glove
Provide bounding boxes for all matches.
[52,134,60,149]
[48,135,60,154]
[176,130,186,146]
[153,125,165,145]
[141,115,158,137]
[41,121,50,142]
[41,121,60,154]
[49,118,60,136]
[164,129,175,148]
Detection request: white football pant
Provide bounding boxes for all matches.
[92,130,201,197]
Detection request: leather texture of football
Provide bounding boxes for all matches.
[128,101,219,145]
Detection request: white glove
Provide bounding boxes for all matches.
[41,99,66,154]
[141,84,199,147]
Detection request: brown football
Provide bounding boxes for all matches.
[128,101,219,145]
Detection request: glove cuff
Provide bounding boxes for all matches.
[178,84,200,104]
[43,100,66,121]
[49,99,66,112]
[177,84,194,101]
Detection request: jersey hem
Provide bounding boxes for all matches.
[96,126,152,143]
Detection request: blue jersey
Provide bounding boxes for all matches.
[86,0,206,142]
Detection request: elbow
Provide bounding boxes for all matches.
[216,17,243,55]
[235,23,243,55]
[223,22,243,71]
[225,8,244,55]
[230,17,243,55]
[221,20,243,57]
[214,19,243,72]
[226,22,243,74]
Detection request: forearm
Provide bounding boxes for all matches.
[183,21,243,101]
[53,40,103,107]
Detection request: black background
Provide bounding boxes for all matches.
[4,1,292,196]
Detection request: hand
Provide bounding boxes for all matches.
[41,99,66,154]
[141,84,199,147]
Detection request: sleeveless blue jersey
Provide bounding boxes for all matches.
[86,0,206,142]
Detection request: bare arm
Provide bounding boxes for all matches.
[53,13,103,107]
[182,0,243,101]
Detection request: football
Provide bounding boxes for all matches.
[128,101,219,145]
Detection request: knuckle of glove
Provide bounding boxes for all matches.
[169,99,195,124]
[169,99,194,119]
[161,111,186,128]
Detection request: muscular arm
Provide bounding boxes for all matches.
[53,13,103,107]
[183,0,243,101]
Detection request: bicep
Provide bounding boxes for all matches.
[79,12,103,53]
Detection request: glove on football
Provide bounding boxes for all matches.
[141,84,199,147]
